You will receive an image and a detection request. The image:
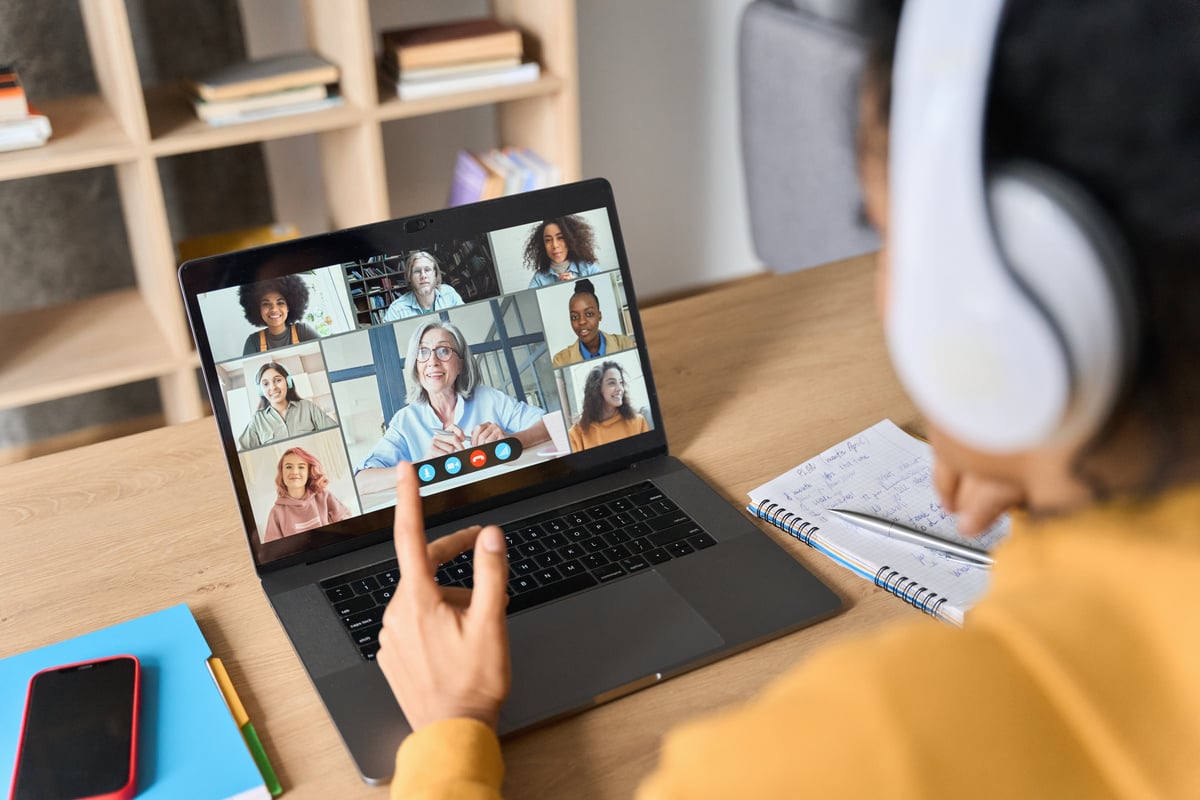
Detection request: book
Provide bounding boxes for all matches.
[389,59,539,102]
[447,149,491,206]
[0,64,29,120]
[192,83,328,122]
[395,55,522,82]
[747,419,1011,626]
[0,604,271,799]
[381,17,523,72]
[0,111,51,152]
[186,52,339,102]
[200,94,344,127]
[177,222,300,263]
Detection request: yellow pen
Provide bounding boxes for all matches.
[207,657,283,796]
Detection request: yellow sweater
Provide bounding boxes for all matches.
[392,484,1200,798]
[568,413,650,451]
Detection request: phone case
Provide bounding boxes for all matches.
[9,655,141,800]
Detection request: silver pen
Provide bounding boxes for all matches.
[827,508,994,567]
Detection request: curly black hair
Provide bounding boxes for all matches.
[522,215,599,274]
[237,275,310,327]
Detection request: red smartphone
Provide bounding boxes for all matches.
[9,655,140,800]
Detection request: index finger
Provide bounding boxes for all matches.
[392,462,437,600]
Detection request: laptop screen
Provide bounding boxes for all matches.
[181,180,666,570]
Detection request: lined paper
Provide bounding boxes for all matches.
[749,419,1010,625]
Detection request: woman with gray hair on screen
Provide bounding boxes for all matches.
[354,321,550,491]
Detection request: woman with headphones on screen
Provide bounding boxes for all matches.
[372,1,1200,796]
[237,362,337,450]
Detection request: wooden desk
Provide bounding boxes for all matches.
[0,253,921,798]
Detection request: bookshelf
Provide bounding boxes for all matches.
[0,0,581,436]
[344,237,500,326]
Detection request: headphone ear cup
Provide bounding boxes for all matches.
[986,163,1134,447]
[286,375,294,390]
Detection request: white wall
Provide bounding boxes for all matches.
[576,0,762,300]
[239,0,761,301]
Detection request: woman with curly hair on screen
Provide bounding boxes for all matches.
[239,274,320,354]
[567,360,649,451]
[263,446,352,542]
[522,214,602,288]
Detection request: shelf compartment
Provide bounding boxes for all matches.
[0,95,136,181]
[143,84,366,157]
[374,74,564,122]
[0,288,198,410]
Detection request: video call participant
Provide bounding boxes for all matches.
[550,279,637,367]
[354,321,551,494]
[523,215,602,288]
[263,446,352,542]
[567,361,649,451]
[239,275,320,355]
[373,1,1200,797]
[381,251,464,322]
[237,362,337,450]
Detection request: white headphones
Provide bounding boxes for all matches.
[887,0,1136,453]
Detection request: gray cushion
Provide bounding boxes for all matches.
[739,0,880,272]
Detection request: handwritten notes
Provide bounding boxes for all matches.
[749,420,1010,625]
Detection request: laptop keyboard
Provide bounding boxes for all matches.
[319,481,718,661]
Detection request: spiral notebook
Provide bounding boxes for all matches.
[747,420,1010,626]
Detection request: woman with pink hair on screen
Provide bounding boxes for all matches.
[263,447,352,542]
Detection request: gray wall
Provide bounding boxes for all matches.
[0,0,273,449]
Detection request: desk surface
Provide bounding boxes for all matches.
[0,253,921,798]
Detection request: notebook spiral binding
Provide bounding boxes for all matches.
[752,499,948,621]
[755,499,818,545]
[873,565,948,619]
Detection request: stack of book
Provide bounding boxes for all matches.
[184,52,342,127]
[380,17,540,102]
[448,146,561,207]
[0,64,52,152]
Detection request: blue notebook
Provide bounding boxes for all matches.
[1,604,270,799]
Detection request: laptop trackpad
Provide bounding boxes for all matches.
[501,572,725,731]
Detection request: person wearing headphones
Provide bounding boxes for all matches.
[237,362,337,450]
[374,0,1200,796]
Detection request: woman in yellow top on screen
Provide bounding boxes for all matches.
[381,251,464,322]
[567,361,649,451]
[550,279,637,368]
[239,275,320,355]
[523,215,602,288]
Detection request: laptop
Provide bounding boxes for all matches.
[179,178,842,784]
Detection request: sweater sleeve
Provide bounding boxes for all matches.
[391,719,504,800]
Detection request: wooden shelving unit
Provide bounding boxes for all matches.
[0,0,581,432]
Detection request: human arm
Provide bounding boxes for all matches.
[263,506,284,542]
[243,331,261,356]
[378,463,511,799]
[324,490,353,523]
[355,412,417,494]
[237,420,262,450]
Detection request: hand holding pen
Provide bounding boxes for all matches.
[427,423,467,457]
